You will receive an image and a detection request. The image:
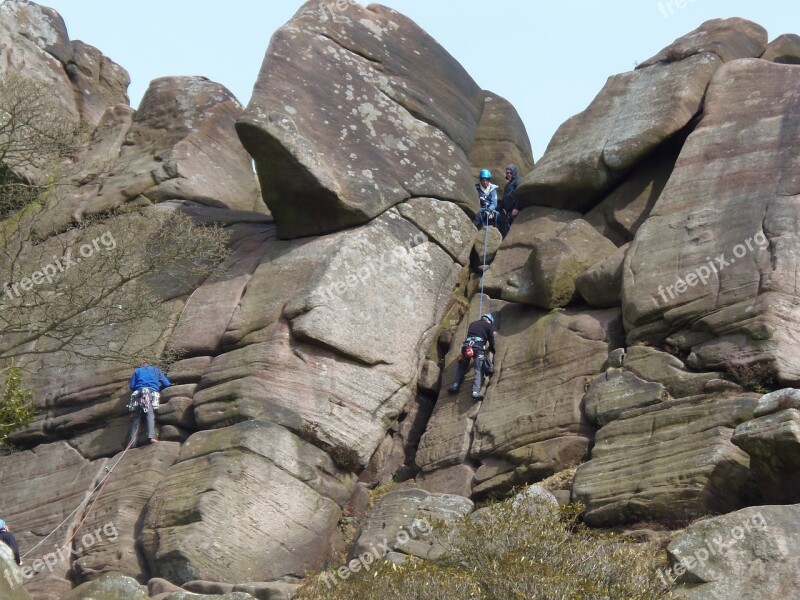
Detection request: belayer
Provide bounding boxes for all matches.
[473,169,498,230]
[448,313,496,399]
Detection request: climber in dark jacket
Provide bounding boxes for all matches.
[497,163,522,238]
[0,519,21,565]
[447,313,496,399]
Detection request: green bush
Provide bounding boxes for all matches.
[295,498,671,599]
[0,367,35,444]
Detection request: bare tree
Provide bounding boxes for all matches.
[0,73,231,371]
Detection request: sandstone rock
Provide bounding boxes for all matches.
[350,488,472,562]
[469,91,535,179]
[584,368,667,426]
[573,394,757,527]
[165,593,254,600]
[416,360,441,394]
[140,421,354,585]
[395,198,476,265]
[483,206,580,299]
[0,442,109,600]
[233,581,300,600]
[761,33,800,63]
[415,464,475,497]
[510,485,558,514]
[667,505,800,599]
[623,59,800,383]
[623,345,723,398]
[507,219,617,308]
[359,393,434,486]
[639,18,767,67]
[67,40,130,125]
[584,134,686,245]
[732,407,800,503]
[238,1,484,238]
[576,243,629,308]
[417,299,623,496]
[472,225,503,266]
[753,388,800,417]
[0,543,32,600]
[516,54,719,212]
[60,572,146,600]
[72,443,181,584]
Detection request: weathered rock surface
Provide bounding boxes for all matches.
[0,0,129,127]
[0,544,32,600]
[517,18,766,213]
[623,345,724,399]
[483,206,581,299]
[761,33,800,63]
[584,134,686,246]
[583,368,667,426]
[350,488,472,562]
[238,0,484,238]
[468,91,535,179]
[60,572,146,600]
[668,505,800,600]
[576,243,629,308]
[416,297,623,496]
[732,389,800,503]
[140,421,355,585]
[623,59,800,383]
[507,219,617,308]
[573,394,758,527]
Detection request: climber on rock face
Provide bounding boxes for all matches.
[473,169,498,230]
[0,519,21,565]
[448,313,496,399]
[125,359,171,447]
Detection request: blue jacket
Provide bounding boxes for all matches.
[130,365,171,392]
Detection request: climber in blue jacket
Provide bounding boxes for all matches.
[125,359,170,447]
[473,169,498,230]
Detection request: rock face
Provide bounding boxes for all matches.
[468,91,535,179]
[573,394,757,527]
[761,33,800,63]
[731,389,800,503]
[0,0,129,127]
[622,59,800,383]
[350,488,473,562]
[415,299,623,497]
[516,18,767,213]
[238,0,484,238]
[0,544,32,600]
[667,505,800,600]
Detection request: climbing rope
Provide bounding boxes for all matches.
[478,210,491,316]
[21,431,137,559]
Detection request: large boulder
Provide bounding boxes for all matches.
[516,18,766,213]
[468,91,535,179]
[573,394,758,527]
[761,33,800,63]
[667,505,800,599]
[0,543,32,600]
[237,0,484,238]
[575,243,629,308]
[731,389,800,503]
[60,572,146,600]
[140,421,356,585]
[507,219,617,308]
[622,59,800,383]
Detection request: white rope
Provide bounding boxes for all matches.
[21,431,136,558]
[478,211,490,316]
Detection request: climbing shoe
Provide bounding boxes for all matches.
[472,391,484,400]
[447,384,459,394]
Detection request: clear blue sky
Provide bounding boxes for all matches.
[38,1,799,159]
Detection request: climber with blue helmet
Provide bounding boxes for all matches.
[473,169,498,230]
[448,313,496,399]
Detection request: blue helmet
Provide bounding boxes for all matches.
[481,313,494,324]
[0,519,5,529]
[479,169,492,180]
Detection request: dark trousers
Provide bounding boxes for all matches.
[454,352,487,395]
